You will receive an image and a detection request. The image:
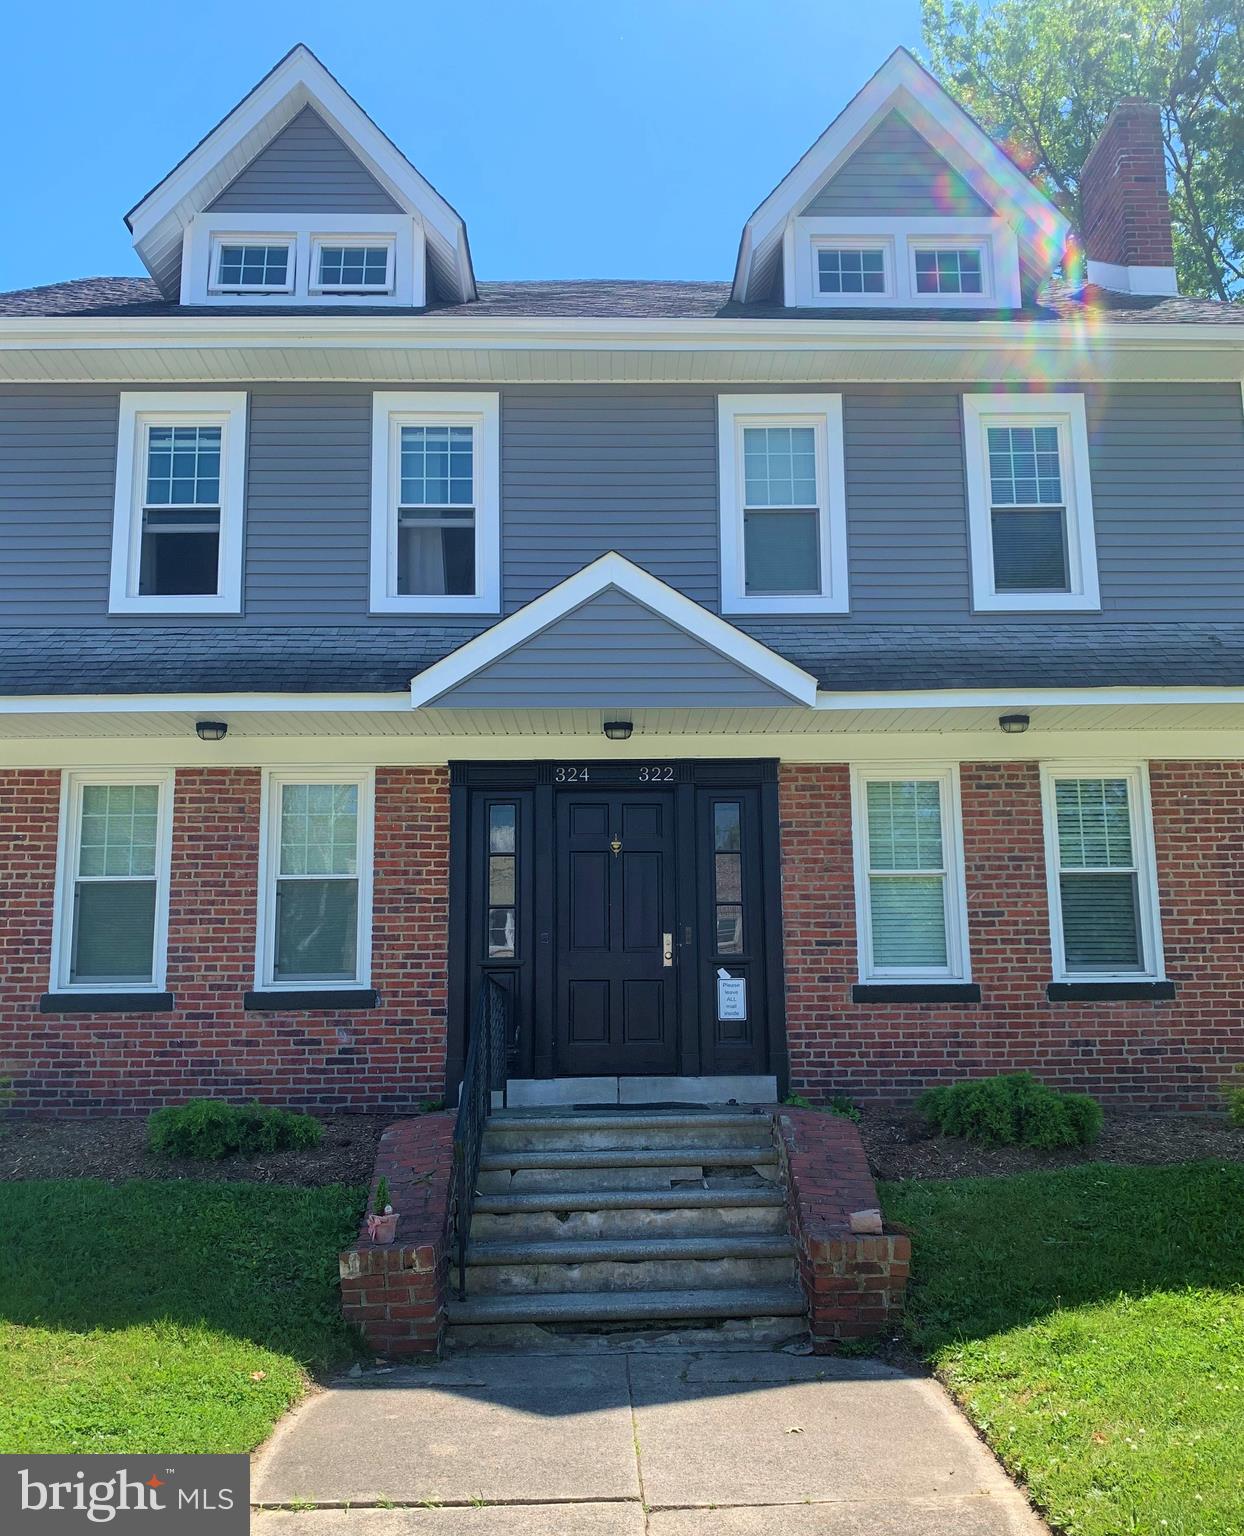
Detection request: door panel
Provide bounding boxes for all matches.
[556,790,677,1075]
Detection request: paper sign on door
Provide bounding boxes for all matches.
[716,968,747,1022]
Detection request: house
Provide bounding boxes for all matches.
[3,42,1244,1126]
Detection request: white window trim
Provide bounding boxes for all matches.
[50,768,175,994]
[108,391,248,617]
[787,217,1021,309]
[208,235,296,295]
[809,235,896,303]
[255,767,375,992]
[850,764,971,983]
[907,236,992,302]
[369,391,501,615]
[309,234,396,295]
[182,214,424,307]
[963,392,1101,614]
[1040,762,1165,983]
[718,393,849,616]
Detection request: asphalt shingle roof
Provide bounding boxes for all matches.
[4,622,1244,698]
[1,275,1240,324]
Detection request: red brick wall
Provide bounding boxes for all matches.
[1081,99,1175,270]
[2,765,449,1116]
[781,762,1244,1110]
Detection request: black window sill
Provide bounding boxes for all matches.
[1047,980,1176,1002]
[852,983,982,1004]
[40,991,174,1015]
[243,988,379,1012]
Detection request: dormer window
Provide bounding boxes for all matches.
[210,239,294,295]
[816,244,889,297]
[311,239,394,294]
[788,218,1019,308]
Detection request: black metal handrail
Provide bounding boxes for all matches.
[450,976,513,1301]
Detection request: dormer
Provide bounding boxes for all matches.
[125,44,475,309]
[733,49,1070,310]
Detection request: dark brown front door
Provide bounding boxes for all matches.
[555,790,678,1075]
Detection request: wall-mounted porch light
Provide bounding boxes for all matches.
[195,720,229,742]
[602,720,634,741]
[998,713,1030,735]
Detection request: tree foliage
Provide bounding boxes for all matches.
[921,0,1244,300]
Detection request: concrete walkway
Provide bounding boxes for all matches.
[252,1347,1046,1535]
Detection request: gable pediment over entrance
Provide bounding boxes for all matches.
[409,555,817,710]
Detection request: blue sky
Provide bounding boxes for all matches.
[0,0,926,293]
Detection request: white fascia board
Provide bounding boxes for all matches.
[126,44,473,300]
[733,48,1069,301]
[812,685,1244,711]
[0,692,410,716]
[407,552,820,708]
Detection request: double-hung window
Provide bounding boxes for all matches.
[963,394,1100,612]
[109,392,248,614]
[852,767,969,981]
[370,392,500,613]
[1042,766,1164,980]
[52,771,174,994]
[258,771,374,990]
[718,394,849,614]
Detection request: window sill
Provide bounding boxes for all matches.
[40,991,174,1014]
[971,594,1101,614]
[720,595,850,617]
[107,597,243,617]
[1046,981,1176,1002]
[852,983,981,1004]
[243,988,379,1012]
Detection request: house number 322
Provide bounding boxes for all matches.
[638,765,675,781]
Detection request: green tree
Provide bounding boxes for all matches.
[921,0,1244,300]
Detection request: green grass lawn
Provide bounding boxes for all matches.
[0,1179,364,1454]
[882,1162,1244,1536]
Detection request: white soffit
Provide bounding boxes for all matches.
[125,43,474,303]
[733,47,1071,302]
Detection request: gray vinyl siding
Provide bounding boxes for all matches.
[800,111,993,218]
[435,589,795,707]
[3,382,1244,629]
[207,106,401,213]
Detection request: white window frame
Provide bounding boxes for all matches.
[255,767,375,992]
[309,235,396,295]
[850,764,971,983]
[788,217,1020,309]
[810,236,896,303]
[908,237,991,301]
[50,768,175,994]
[717,393,849,616]
[1040,762,1165,983]
[208,235,296,295]
[369,391,501,615]
[182,214,424,307]
[963,392,1100,614]
[108,391,248,617]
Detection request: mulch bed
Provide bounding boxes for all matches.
[2,1105,1239,1188]
[860,1105,1243,1181]
[0,1113,390,1188]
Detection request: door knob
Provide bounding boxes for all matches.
[663,932,674,967]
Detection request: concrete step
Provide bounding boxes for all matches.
[470,1201,791,1243]
[463,1249,795,1296]
[473,1186,788,1216]
[477,1164,709,1193]
[478,1145,776,1173]
[466,1234,794,1266]
[446,1285,806,1327]
[484,1111,774,1154]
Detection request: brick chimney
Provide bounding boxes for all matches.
[1079,99,1177,295]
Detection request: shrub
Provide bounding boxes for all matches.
[147,1099,322,1160]
[917,1073,1103,1150]
[1228,1086,1244,1128]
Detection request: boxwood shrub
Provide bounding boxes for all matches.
[917,1072,1103,1150]
[147,1098,322,1160]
